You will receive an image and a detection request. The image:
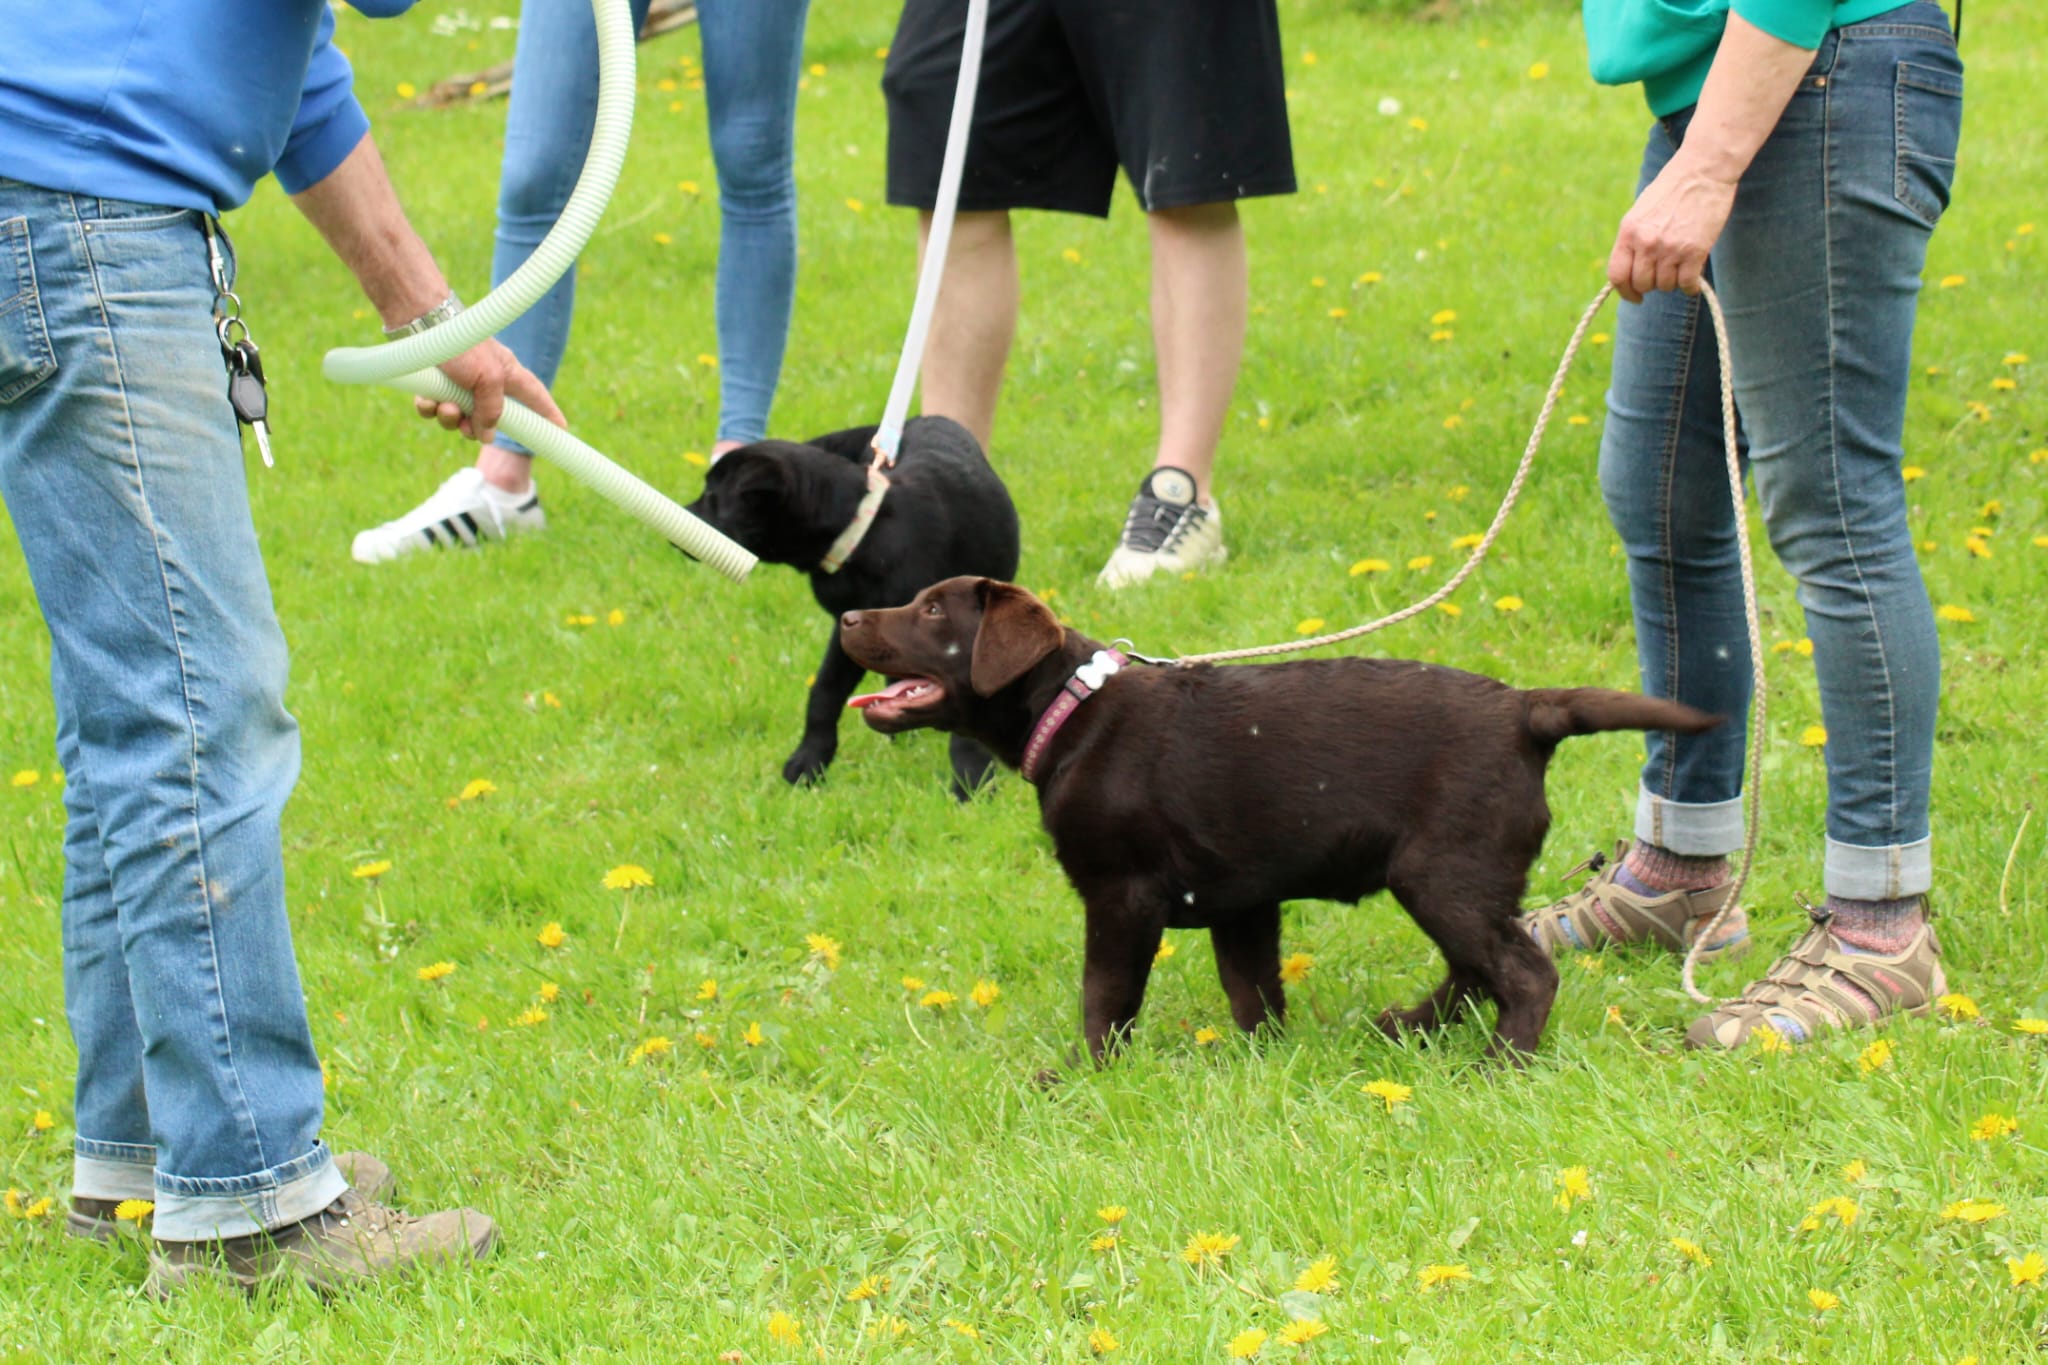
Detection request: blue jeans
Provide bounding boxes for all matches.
[0,181,343,1240]
[1599,2,1962,900]
[494,0,811,449]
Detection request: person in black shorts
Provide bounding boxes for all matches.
[884,0,1295,588]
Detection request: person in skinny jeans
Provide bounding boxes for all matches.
[1523,0,1963,1050]
[352,0,812,562]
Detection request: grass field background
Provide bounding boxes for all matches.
[3,0,2045,1358]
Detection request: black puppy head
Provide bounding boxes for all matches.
[840,577,1064,735]
[682,443,799,558]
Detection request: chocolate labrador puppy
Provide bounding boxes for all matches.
[686,417,1018,797]
[839,576,1720,1064]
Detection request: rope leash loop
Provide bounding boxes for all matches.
[1158,281,1763,1007]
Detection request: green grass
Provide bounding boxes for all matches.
[3,0,2045,1358]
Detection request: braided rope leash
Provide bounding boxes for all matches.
[1164,281,1763,1008]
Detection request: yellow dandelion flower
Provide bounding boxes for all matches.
[1430,328,1455,342]
[1279,1320,1328,1345]
[1800,725,1828,747]
[1859,1039,1893,1072]
[1060,247,1083,264]
[920,989,957,1010]
[115,1198,156,1223]
[602,863,653,890]
[1418,1263,1471,1290]
[1295,1255,1340,1294]
[543,691,563,708]
[2,1189,21,1218]
[1449,533,1483,549]
[1752,1027,1791,1054]
[694,1030,717,1050]
[1431,309,1458,326]
[1936,605,1976,623]
[2008,1252,2046,1288]
[1194,1026,1221,1046]
[767,1311,801,1345]
[1966,537,1993,559]
[1590,332,1611,346]
[395,81,417,99]
[514,1005,548,1028]
[736,1021,762,1048]
[537,921,567,949]
[2022,223,2038,234]
[628,1035,673,1064]
[1938,274,1966,288]
[1554,1166,1592,1211]
[1310,276,1326,288]
[900,975,926,992]
[1301,51,1318,66]
[1279,952,1314,983]
[1228,1328,1268,1358]
[1805,1196,1859,1229]
[20,1195,53,1220]
[1361,1078,1412,1110]
[1842,1159,1868,1184]
[869,1314,910,1339]
[1903,464,1929,482]
[1180,1231,1241,1266]
[2015,1018,2048,1034]
[1088,1326,1120,1354]
[1941,1198,2006,1223]
[1096,1205,1129,1225]
[1408,116,1429,131]
[1350,558,1390,575]
[1296,617,1326,635]
[806,932,842,970]
[808,62,826,76]
[1090,1232,1119,1251]
[1154,942,1177,961]
[944,1319,979,1339]
[9,770,38,787]
[1808,1288,1841,1312]
[1796,638,1815,657]
[1527,60,1550,79]
[1328,307,1349,319]
[847,1275,883,1301]
[1970,1113,2017,1142]
[606,608,626,627]
[1671,1237,1712,1266]
[651,232,672,246]
[968,979,1001,1008]
[416,961,456,983]
[1495,595,1525,613]
[2031,449,2048,465]
[1359,271,1384,285]
[677,179,700,195]
[1567,414,1591,426]
[845,197,864,213]
[1448,484,1470,500]
[697,978,718,1001]
[1407,555,1435,571]
[352,860,392,879]
[538,982,561,1003]
[1992,376,2018,391]
[1939,992,1980,1020]
[1437,602,1463,618]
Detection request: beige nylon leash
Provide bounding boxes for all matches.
[1160,281,1764,1007]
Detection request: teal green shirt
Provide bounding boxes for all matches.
[1584,0,1913,115]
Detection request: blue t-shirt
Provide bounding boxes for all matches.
[0,1,414,214]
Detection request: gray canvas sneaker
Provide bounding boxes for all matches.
[1096,466,1227,588]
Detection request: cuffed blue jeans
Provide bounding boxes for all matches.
[0,181,342,1241]
[1600,2,1962,900]
[494,0,811,450]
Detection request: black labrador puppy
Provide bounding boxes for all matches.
[686,417,1019,797]
[839,576,1721,1064]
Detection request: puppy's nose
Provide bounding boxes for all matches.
[841,611,862,631]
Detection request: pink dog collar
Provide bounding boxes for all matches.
[1020,649,1128,784]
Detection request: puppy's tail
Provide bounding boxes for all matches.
[1523,688,1722,746]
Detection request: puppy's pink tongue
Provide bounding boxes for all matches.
[848,677,931,710]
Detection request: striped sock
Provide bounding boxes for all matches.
[1825,895,1925,955]
[1618,842,1730,895]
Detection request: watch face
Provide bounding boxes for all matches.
[1149,468,1196,506]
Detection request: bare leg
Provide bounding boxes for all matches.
[478,444,535,495]
[1147,202,1247,503]
[916,210,1018,451]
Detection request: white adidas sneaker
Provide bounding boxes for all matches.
[1095,466,1227,589]
[351,467,546,564]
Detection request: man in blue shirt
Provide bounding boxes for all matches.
[0,1,562,1292]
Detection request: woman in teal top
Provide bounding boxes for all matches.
[1524,2,1964,1049]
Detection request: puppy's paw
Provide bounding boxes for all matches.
[781,746,835,786]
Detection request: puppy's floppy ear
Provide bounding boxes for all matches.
[970,580,1065,697]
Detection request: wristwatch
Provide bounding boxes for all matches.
[383,292,465,338]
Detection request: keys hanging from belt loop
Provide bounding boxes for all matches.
[203,215,274,467]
